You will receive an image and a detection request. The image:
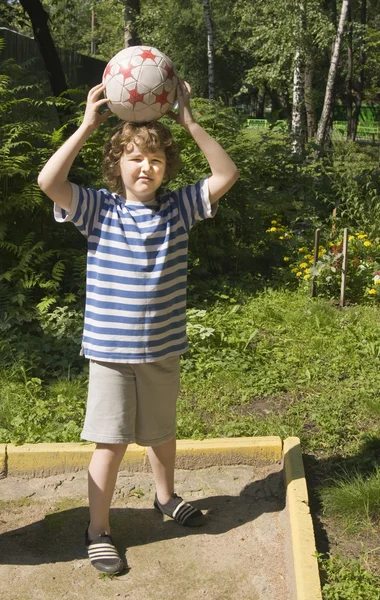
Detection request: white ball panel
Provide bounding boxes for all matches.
[109,101,135,121]
[143,91,158,106]
[136,82,150,95]
[134,105,163,122]
[106,77,125,102]
[167,87,176,104]
[138,65,164,88]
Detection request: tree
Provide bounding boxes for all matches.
[350,0,367,140]
[201,0,215,99]
[19,0,68,96]
[291,0,307,154]
[316,0,351,147]
[123,0,140,47]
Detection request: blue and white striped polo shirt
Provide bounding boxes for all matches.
[54,177,217,363]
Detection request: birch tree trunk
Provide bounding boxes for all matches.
[291,0,307,153]
[124,0,140,48]
[351,0,367,140]
[346,6,354,139]
[19,0,68,97]
[202,0,215,99]
[304,60,316,138]
[292,49,306,153]
[316,0,350,147]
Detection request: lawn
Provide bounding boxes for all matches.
[0,288,379,596]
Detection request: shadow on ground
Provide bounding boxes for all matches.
[0,469,284,567]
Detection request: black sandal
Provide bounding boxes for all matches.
[85,527,124,574]
[154,493,206,527]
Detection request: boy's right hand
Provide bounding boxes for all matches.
[81,83,111,131]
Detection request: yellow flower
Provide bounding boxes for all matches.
[369,289,376,295]
[328,242,334,247]
[283,257,290,262]
[296,271,302,277]
[269,227,277,232]
[375,279,380,284]
[357,234,367,239]
[300,262,308,268]
[291,268,298,273]
[348,235,355,241]
[304,274,311,280]
[271,220,278,225]
[298,247,306,252]
[364,241,372,247]
[279,236,284,240]
[305,267,311,273]
[309,258,314,263]
[318,246,326,253]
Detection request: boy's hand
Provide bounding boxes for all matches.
[81,83,111,131]
[167,79,195,130]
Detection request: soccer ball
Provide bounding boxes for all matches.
[103,46,178,122]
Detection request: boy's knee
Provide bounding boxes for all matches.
[95,442,128,454]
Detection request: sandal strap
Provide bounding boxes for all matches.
[154,493,205,526]
[85,529,124,573]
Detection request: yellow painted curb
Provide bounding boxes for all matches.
[0,444,6,479]
[284,437,322,600]
[5,436,282,476]
[6,443,145,477]
[176,436,282,468]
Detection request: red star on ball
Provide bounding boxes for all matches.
[103,63,113,78]
[164,64,174,79]
[139,49,158,61]
[128,87,144,105]
[118,62,135,81]
[154,89,169,107]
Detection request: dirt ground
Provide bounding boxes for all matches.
[0,462,295,600]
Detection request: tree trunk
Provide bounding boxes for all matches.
[19,0,68,97]
[202,0,215,99]
[351,0,366,140]
[256,87,266,118]
[316,0,350,147]
[304,59,316,139]
[346,6,353,139]
[124,0,140,48]
[292,49,307,154]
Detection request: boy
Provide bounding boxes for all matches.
[37,79,239,574]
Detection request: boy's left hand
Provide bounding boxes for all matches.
[167,79,195,130]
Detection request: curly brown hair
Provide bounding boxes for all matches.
[103,121,181,195]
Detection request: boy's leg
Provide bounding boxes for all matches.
[148,437,205,527]
[88,442,128,539]
[147,437,176,505]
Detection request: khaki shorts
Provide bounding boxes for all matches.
[81,355,181,446]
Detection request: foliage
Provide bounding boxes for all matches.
[279,229,380,304]
[2,290,379,450]
[318,554,380,600]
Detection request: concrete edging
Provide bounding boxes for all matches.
[284,437,322,600]
[2,436,282,477]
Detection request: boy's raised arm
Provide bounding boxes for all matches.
[169,80,239,204]
[37,84,110,211]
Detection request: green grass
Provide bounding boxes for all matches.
[1,288,379,454]
[320,468,380,531]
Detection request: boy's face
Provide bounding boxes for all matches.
[119,142,167,202]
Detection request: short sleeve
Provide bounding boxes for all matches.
[176,177,218,234]
[53,183,104,238]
